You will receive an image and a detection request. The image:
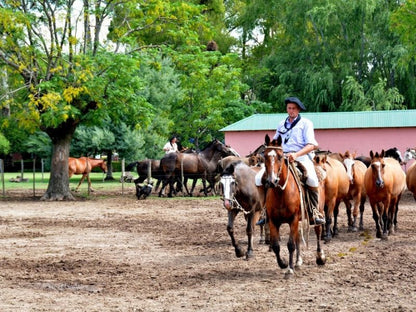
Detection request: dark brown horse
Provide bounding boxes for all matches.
[159,139,238,197]
[364,150,406,239]
[219,161,265,259]
[68,157,107,191]
[126,159,164,191]
[262,135,326,277]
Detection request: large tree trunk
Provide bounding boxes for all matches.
[41,131,75,201]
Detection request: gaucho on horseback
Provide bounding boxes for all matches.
[256,96,325,226]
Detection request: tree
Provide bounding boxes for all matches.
[0,1,152,200]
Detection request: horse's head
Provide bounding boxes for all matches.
[263,135,285,188]
[385,147,404,165]
[403,148,416,164]
[369,150,386,188]
[342,151,356,184]
[219,163,237,211]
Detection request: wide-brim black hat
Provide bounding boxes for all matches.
[285,97,306,111]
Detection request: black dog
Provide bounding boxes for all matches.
[135,182,153,200]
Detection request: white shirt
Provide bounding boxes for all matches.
[273,115,318,154]
[163,142,178,154]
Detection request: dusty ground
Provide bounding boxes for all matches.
[0,187,415,312]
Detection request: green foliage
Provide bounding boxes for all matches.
[170,47,249,148]
[0,132,10,155]
[22,132,52,159]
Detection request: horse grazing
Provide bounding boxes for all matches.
[219,161,265,259]
[159,139,238,197]
[364,150,406,239]
[314,154,350,242]
[68,157,107,191]
[340,151,367,232]
[262,135,326,277]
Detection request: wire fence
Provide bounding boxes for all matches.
[0,158,135,198]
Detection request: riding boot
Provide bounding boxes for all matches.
[307,186,325,225]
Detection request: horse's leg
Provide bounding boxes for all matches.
[75,174,86,192]
[227,210,245,258]
[387,197,398,235]
[87,174,94,192]
[381,198,390,239]
[371,201,382,239]
[269,221,287,270]
[393,193,401,232]
[332,201,340,236]
[315,224,326,266]
[286,219,300,277]
[201,178,208,197]
[324,200,335,242]
[359,196,366,231]
[158,179,168,197]
[344,198,354,232]
[245,213,255,260]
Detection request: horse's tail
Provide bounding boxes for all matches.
[126,161,138,171]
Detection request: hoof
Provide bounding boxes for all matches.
[295,257,303,268]
[316,251,326,266]
[284,268,294,279]
[235,248,245,258]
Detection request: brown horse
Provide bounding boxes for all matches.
[364,150,406,239]
[406,162,416,201]
[68,157,107,191]
[314,154,350,242]
[219,161,265,259]
[263,135,326,277]
[339,151,367,232]
[404,148,416,201]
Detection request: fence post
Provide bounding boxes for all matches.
[121,158,125,195]
[33,157,36,197]
[0,159,4,197]
[21,159,24,180]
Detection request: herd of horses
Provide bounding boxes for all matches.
[67,139,416,278]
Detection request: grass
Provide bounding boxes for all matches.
[0,171,217,199]
[0,171,136,195]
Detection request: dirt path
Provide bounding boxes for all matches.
[0,189,415,312]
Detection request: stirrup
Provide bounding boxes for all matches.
[310,209,325,225]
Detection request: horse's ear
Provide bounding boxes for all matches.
[370,150,374,159]
[339,152,344,159]
[265,134,270,145]
[276,135,282,146]
[380,150,385,158]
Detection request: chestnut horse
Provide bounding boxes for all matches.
[364,150,406,239]
[314,154,350,242]
[219,161,265,259]
[68,157,107,191]
[340,151,367,232]
[404,148,416,201]
[262,135,326,277]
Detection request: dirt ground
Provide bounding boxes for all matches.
[0,186,415,312]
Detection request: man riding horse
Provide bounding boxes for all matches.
[256,97,325,226]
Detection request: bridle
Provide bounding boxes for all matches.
[219,175,250,215]
[265,146,290,190]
